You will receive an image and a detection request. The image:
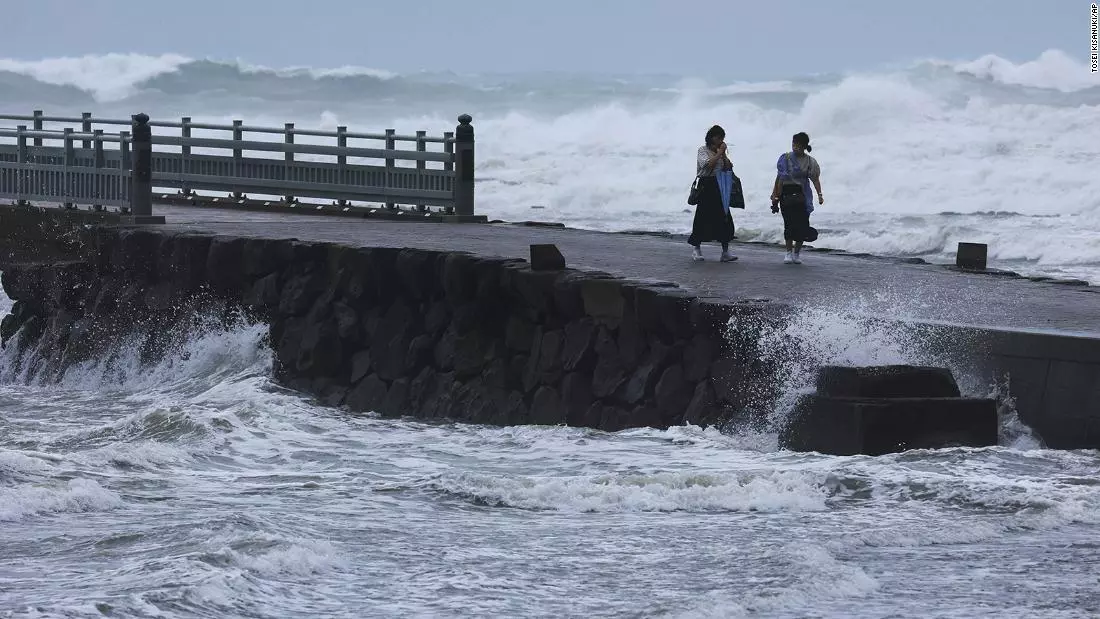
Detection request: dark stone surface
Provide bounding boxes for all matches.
[279,273,325,316]
[591,329,627,399]
[1,205,1099,447]
[244,273,281,312]
[684,381,721,427]
[561,318,596,372]
[530,386,564,424]
[654,365,693,424]
[816,365,962,399]
[530,243,566,271]
[206,236,246,293]
[782,395,999,456]
[505,316,536,352]
[581,278,625,328]
[454,332,491,379]
[561,372,594,426]
[957,242,988,270]
[346,374,389,413]
[350,350,373,384]
[296,317,343,378]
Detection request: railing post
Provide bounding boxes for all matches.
[384,128,395,210]
[454,114,474,217]
[231,119,244,200]
[93,130,105,168]
[120,131,131,210]
[120,132,131,169]
[130,113,153,218]
[415,130,426,212]
[180,116,193,197]
[32,110,43,147]
[63,128,75,209]
[15,125,28,206]
[283,122,295,204]
[336,126,348,207]
[81,112,92,149]
[443,131,454,173]
[92,129,105,211]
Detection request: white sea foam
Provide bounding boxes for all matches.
[431,469,832,513]
[948,49,1100,92]
[672,543,880,618]
[0,53,191,101]
[730,287,1043,447]
[0,477,124,521]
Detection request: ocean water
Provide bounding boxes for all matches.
[2,278,1099,618]
[1,50,1099,283]
[3,51,1100,618]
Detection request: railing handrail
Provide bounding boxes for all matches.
[152,135,450,161]
[0,128,444,160]
[0,128,131,142]
[0,113,452,143]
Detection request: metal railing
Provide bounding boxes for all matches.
[0,110,476,216]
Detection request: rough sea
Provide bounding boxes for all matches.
[1,50,1099,617]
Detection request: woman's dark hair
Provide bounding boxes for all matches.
[705,124,725,145]
[793,131,812,152]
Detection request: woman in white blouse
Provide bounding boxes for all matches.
[689,124,737,262]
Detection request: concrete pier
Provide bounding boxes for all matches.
[2,203,1099,450]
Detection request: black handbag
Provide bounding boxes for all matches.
[729,172,745,209]
[687,176,701,206]
[779,182,805,210]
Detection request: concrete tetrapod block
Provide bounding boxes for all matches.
[781,395,999,456]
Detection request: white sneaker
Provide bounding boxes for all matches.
[783,251,794,264]
[720,250,738,262]
[692,246,704,262]
[792,251,802,264]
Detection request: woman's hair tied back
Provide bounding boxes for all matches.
[792,131,811,152]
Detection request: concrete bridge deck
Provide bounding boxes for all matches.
[153,205,1100,338]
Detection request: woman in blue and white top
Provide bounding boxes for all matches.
[770,131,823,264]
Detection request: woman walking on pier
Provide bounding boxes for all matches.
[770,131,823,264]
[688,125,737,262]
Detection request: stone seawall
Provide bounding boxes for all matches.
[0,225,791,432]
[4,206,1099,449]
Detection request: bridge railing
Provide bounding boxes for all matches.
[0,110,475,216]
[0,125,137,212]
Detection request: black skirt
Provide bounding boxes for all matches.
[688,175,735,245]
[780,201,811,242]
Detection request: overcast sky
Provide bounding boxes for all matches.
[2,0,1088,77]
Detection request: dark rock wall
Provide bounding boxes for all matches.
[3,214,1100,448]
[0,226,791,432]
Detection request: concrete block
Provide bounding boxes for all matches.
[781,395,999,456]
[1040,360,1100,421]
[956,242,987,270]
[989,354,1050,429]
[530,243,566,271]
[816,365,961,399]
